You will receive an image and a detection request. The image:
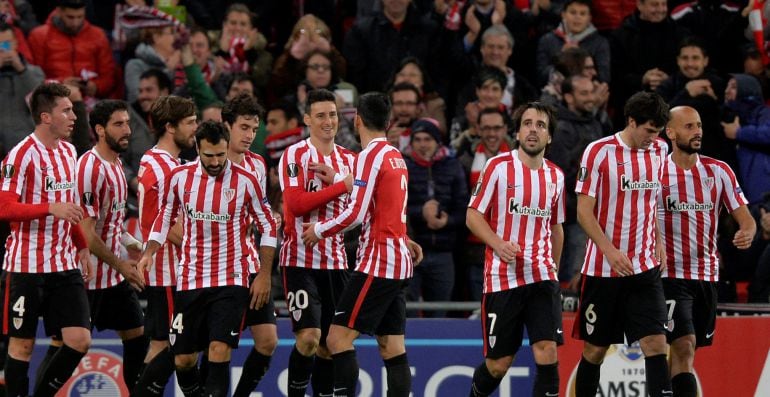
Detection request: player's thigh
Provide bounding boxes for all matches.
[43,270,90,335]
[4,272,43,338]
[208,286,250,349]
[332,272,403,336]
[625,268,667,344]
[170,289,208,355]
[482,289,526,360]
[88,281,144,332]
[662,278,696,344]
[283,267,323,332]
[573,275,625,346]
[523,281,564,347]
[692,281,718,347]
[144,286,175,341]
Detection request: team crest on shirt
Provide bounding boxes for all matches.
[223,188,235,203]
[2,164,14,179]
[13,317,22,329]
[547,182,556,195]
[704,177,714,189]
[577,167,587,182]
[82,192,95,206]
[488,335,496,349]
[287,163,299,178]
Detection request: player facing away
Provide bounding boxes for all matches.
[660,106,756,397]
[139,121,278,396]
[133,95,197,396]
[75,99,148,388]
[467,102,565,397]
[573,91,672,397]
[302,92,423,397]
[279,88,355,397]
[221,93,278,396]
[0,82,94,397]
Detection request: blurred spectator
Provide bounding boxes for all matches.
[657,37,732,167]
[535,0,610,86]
[546,75,604,284]
[121,68,171,197]
[455,25,538,118]
[63,82,91,156]
[456,107,512,300]
[405,118,468,317]
[671,0,748,76]
[269,14,346,102]
[124,24,180,103]
[189,28,223,85]
[201,102,223,122]
[263,101,304,165]
[388,56,447,133]
[722,74,770,205]
[221,71,255,101]
[0,19,44,156]
[740,45,770,102]
[0,0,34,61]
[389,82,425,152]
[451,66,508,145]
[589,0,636,31]
[610,0,689,126]
[748,199,770,303]
[288,49,357,114]
[28,0,117,98]
[344,0,442,93]
[212,3,272,95]
[0,0,38,35]
[540,47,596,106]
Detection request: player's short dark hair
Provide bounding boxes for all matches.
[512,102,557,136]
[474,66,507,90]
[196,120,230,147]
[305,88,336,115]
[357,92,391,131]
[388,82,422,103]
[222,93,264,125]
[268,101,300,123]
[89,100,128,133]
[139,68,173,93]
[30,82,71,125]
[150,95,196,137]
[624,91,670,128]
[477,107,511,127]
[678,36,708,57]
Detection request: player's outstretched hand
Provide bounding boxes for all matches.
[77,248,94,282]
[301,222,320,246]
[308,162,336,185]
[249,272,271,310]
[492,239,520,263]
[119,259,145,291]
[407,239,423,266]
[606,247,634,277]
[49,202,84,224]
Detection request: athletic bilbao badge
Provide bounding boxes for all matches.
[292,309,302,321]
[12,317,22,329]
[488,335,496,348]
[59,349,130,396]
[223,188,235,203]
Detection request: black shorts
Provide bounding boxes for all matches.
[170,286,249,354]
[88,281,144,332]
[332,272,407,336]
[482,281,563,359]
[573,267,667,346]
[144,285,175,341]
[662,278,717,347]
[282,267,349,343]
[2,270,90,338]
[243,273,276,328]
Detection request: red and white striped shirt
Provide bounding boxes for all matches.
[279,138,355,270]
[658,155,747,281]
[235,150,267,274]
[576,133,668,277]
[468,150,565,293]
[1,135,78,273]
[316,138,413,280]
[138,148,180,286]
[148,160,278,290]
[76,149,128,289]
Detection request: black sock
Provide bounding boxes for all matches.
[287,345,314,397]
[671,372,697,397]
[122,335,149,389]
[468,362,502,397]
[233,349,272,397]
[204,361,230,397]
[132,347,175,396]
[176,365,203,397]
[332,350,359,397]
[34,344,86,397]
[199,353,209,384]
[645,354,673,397]
[5,356,30,397]
[575,356,601,397]
[533,363,559,397]
[311,356,333,397]
[384,353,411,397]
[33,344,59,392]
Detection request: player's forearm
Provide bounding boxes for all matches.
[284,182,348,216]
[551,223,564,268]
[257,246,276,276]
[0,192,50,221]
[466,208,505,248]
[576,195,617,255]
[733,206,757,239]
[167,222,183,247]
[80,218,122,269]
[142,240,161,258]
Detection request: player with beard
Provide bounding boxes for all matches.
[72,100,149,388]
[139,121,277,396]
[659,106,755,397]
[467,102,565,397]
[133,96,198,396]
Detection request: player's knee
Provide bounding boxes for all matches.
[208,341,232,362]
[253,329,278,355]
[486,357,514,378]
[8,337,35,360]
[175,353,197,369]
[63,329,92,353]
[582,343,608,364]
[670,337,696,361]
[376,336,405,360]
[532,341,558,364]
[640,334,668,356]
[295,329,320,355]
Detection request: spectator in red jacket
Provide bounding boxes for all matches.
[27,0,116,99]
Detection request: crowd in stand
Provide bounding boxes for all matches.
[2,0,770,310]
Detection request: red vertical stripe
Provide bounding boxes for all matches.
[348,274,374,329]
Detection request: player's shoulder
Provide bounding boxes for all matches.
[245,151,266,164]
[6,135,38,160]
[651,137,669,152]
[699,155,735,176]
[543,158,565,177]
[58,139,77,156]
[335,144,357,158]
[487,151,513,168]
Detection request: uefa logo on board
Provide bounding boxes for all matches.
[57,349,129,396]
